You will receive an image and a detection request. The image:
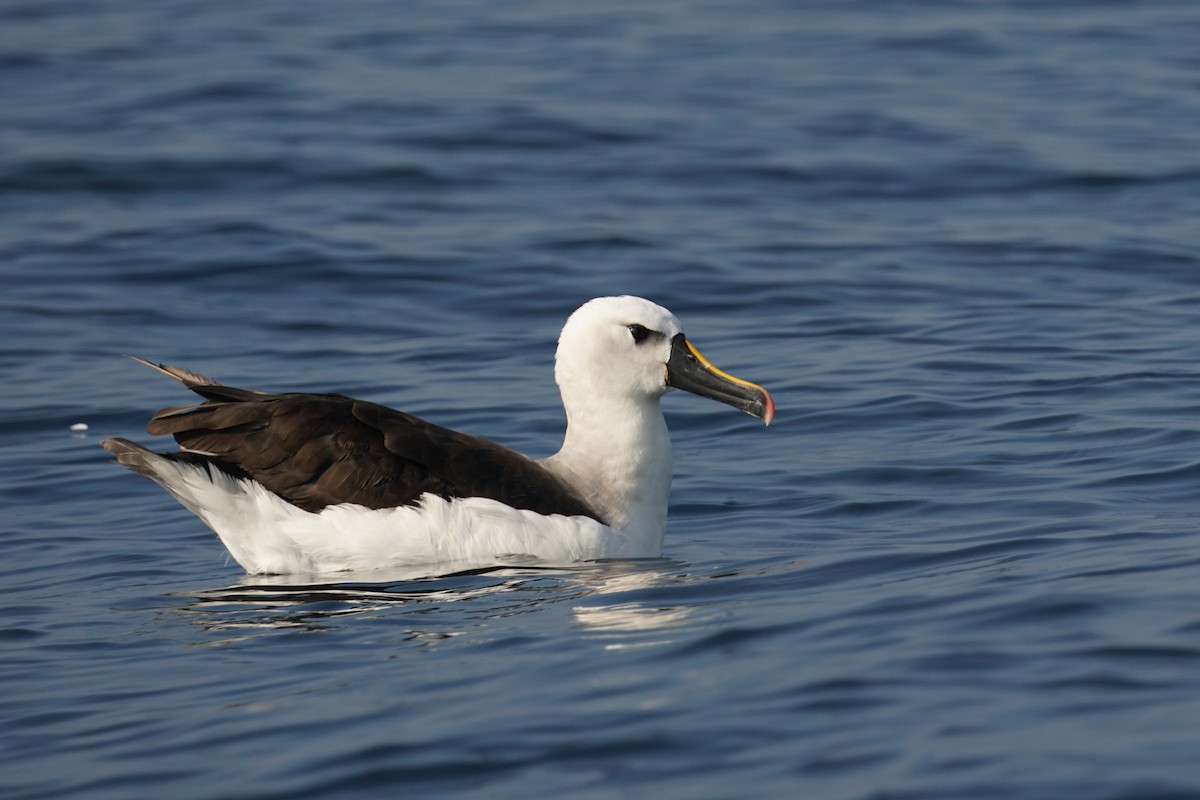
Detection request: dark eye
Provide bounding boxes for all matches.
[628,324,651,344]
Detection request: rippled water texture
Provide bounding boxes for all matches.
[4,2,1200,798]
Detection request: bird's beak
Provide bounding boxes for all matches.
[665,334,775,425]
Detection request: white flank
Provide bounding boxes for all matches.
[143,457,652,575]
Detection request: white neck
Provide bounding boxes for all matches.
[541,390,672,551]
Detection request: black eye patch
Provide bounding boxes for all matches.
[628,324,652,344]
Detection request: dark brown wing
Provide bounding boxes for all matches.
[145,382,599,520]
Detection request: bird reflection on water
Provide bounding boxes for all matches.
[170,559,690,643]
[170,557,806,651]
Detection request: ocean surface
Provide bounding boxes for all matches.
[4,1,1200,797]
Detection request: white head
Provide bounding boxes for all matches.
[554,295,774,424]
[555,296,682,409]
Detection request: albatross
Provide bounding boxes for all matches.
[101,296,774,574]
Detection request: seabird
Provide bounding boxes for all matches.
[102,296,774,574]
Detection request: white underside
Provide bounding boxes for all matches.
[146,457,660,575]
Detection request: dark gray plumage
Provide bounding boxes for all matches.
[102,358,599,520]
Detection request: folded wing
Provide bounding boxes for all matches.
[144,376,599,520]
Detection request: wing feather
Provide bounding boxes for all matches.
[141,380,599,520]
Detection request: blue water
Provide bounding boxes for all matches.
[4,1,1200,797]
